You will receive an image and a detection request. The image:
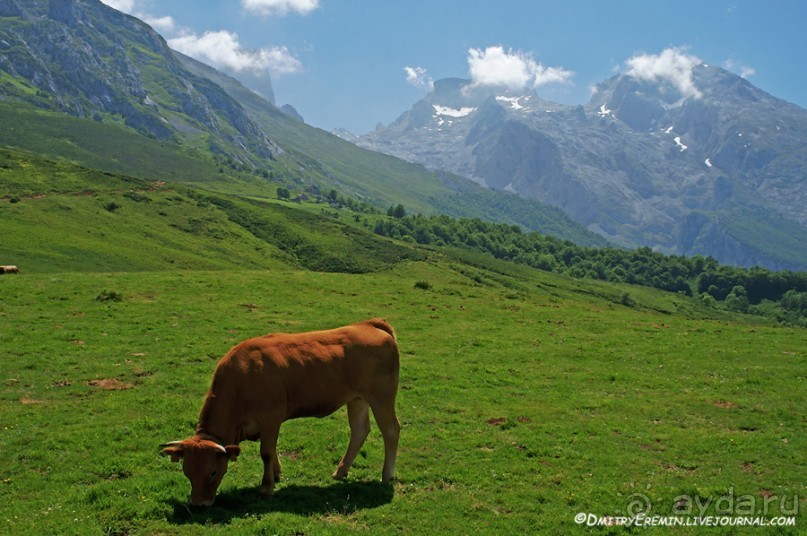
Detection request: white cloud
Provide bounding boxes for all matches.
[723,59,755,79]
[102,1,305,79]
[625,47,703,99]
[99,0,136,13]
[467,46,573,92]
[404,66,434,91]
[259,46,304,76]
[144,15,176,33]
[241,0,320,16]
[168,31,302,76]
[100,0,175,34]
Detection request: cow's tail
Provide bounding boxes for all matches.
[365,318,396,341]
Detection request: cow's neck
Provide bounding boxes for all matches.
[195,392,239,445]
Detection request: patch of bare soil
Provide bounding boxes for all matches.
[88,378,135,390]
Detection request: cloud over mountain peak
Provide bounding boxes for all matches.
[467,46,574,92]
[405,66,434,91]
[625,47,703,99]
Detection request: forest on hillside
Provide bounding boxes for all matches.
[369,211,807,326]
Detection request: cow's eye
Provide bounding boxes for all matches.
[210,470,218,479]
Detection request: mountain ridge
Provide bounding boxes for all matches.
[358,66,807,270]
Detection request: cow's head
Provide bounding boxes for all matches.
[161,437,240,506]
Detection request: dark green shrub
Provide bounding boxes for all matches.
[96,290,123,302]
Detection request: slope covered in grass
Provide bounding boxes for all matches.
[1,145,805,534]
[0,146,420,273]
[1,265,804,534]
[0,105,224,185]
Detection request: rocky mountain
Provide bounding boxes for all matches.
[359,68,807,270]
[0,0,281,163]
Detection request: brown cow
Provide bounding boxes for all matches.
[0,265,19,274]
[161,318,400,506]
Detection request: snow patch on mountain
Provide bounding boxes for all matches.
[496,95,531,111]
[661,125,688,151]
[432,105,476,118]
[597,104,613,118]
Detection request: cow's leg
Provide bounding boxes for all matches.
[333,398,371,480]
[368,396,400,484]
[259,423,281,496]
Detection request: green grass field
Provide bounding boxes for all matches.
[1,148,805,534]
[1,264,804,534]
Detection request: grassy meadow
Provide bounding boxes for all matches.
[1,263,805,534]
[1,149,805,534]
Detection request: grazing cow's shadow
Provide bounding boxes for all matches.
[167,480,394,525]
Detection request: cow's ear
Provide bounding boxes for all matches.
[224,445,240,461]
[162,446,184,462]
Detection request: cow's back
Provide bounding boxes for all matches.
[209,319,398,421]
[268,320,398,417]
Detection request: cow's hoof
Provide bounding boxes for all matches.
[259,485,274,497]
[332,470,348,480]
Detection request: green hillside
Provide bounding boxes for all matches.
[0,104,225,185]
[0,146,421,273]
[719,205,807,270]
[3,145,805,323]
[175,52,448,213]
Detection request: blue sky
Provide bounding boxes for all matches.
[102,0,807,134]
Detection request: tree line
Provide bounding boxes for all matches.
[370,213,807,326]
